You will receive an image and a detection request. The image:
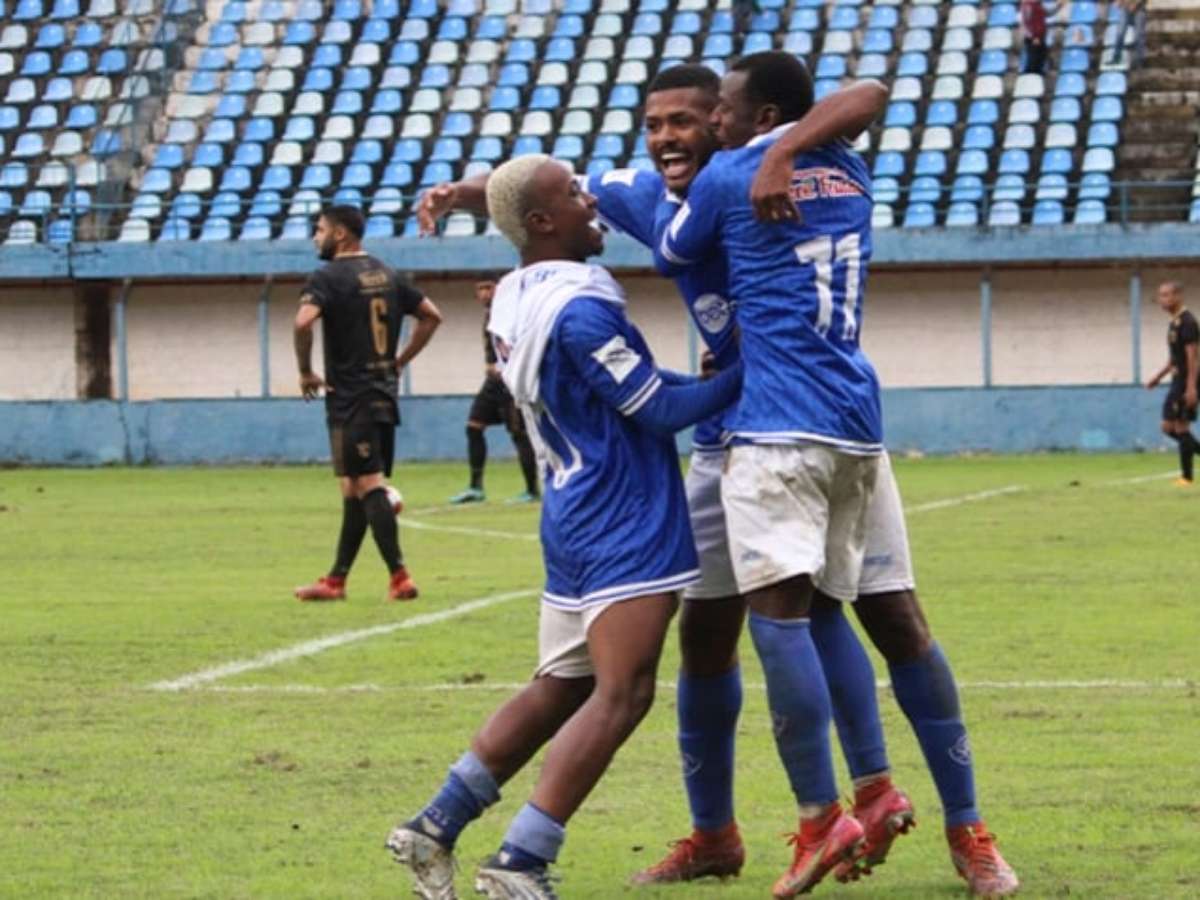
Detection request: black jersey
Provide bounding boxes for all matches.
[1167,309,1200,386]
[300,253,424,424]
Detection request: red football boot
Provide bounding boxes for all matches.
[947,821,1019,897]
[294,575,346,602]
[388,567,419,601]
[835,776,916,881]
[772,803,865,898]
[630,822,745,885]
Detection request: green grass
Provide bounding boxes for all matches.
[1,454,1197,898]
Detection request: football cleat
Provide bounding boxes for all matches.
[630,823,745,884]
[1172,477,1194,488]
[947,822,1019,898]
[385,484,405,515]
[385,823,458,900]
[475,856,559,899]
[294,575,346,602]
[835,779,915,880]
[772,803,865,899]
[388,567,419,601]
[449,487,485,504]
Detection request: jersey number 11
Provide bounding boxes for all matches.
[794,232,862,342]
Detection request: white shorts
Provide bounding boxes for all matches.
[682,450,740,601]
[721,443,881,602]
[858,451,916,596]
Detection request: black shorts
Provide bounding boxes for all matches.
[468,378,525,435]
[1163,381,1198,423]
[329,405,396,478]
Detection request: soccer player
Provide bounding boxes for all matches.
[448,276,541,505]
[385,156,742,900]
[1146,280,1200,485]
[293,205,442,602]
[417,70,919,890]
[656,53,1017,897]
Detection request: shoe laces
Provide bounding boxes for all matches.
[646,837,700,873]
[955,826,1004,872]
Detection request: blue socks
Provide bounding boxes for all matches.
[747,613,838,806]
[677,666,742,830]
[810,602,889,780]
[412,750,500,848]
[499,802,565,869]
[889,642,980,827]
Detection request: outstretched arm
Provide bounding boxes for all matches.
[416,174,489,235]
[751,80,889,222]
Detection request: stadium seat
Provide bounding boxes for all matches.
[963,125,994,150]
[871,204,894,229]
[118,218,151,242]
[1050,97,1082,123]
[873,152,905,179]
[1091,95,1122,122]
[1040,148,1074,175]
[897,53,928,77]
[1055,73,1087,97]
[882,128,912,152]
[1096,71,1127,96]
[1032,200,1064,225]
[993,173,1027,203]
[1087,122,1119,147]
[956,149,988,176]
[951,175,984,203]
[910,175,942,204]
[1078,172,1111,201]
[1083,147,1115,173]
[1004,124,1036,150]
[1035,173,1068,202]
[1014,74,1045,98]
[903,202,936,228]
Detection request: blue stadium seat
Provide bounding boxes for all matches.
[239,216,272,241]
[442,111,472,136]
[476,15,506,39]
[391,139,423,163]
[1082,147,1114,172]
[46,219,73,244]
[221,1,248,23]
[1069,1,1097,24]
[51,0,79,16]
[897,52,928,77]
[193,143,224,167]
[814,79,839,102]
[1035,173,1067,201]
[283,116,315,142]
[471,136,502,161]
[1087,122,1119,147]
[169,193,202,220]
[873,152,904,179]
[885,102,916,128]
[420,161,453,186]
[554,13,584,37]
[350,140,382,164]
[951,175,983,203]
[249,190,282,217]
[586,157,615,177]
[498,63,529,86]
[702,34,733,57]
[829,6,858,29]
[1060,48,1090,73]
[431,137,462,161]
[987,4,1017,27]
[544,37,575,62]
[1073,199,1107,225]
[1078,172,1111,200]
[215,95,246,119]
[361,18,391,42]
[1091,95,1122,122]
[141,168,172,193]
[332,91,363,115]
[408,0,437,17]
[963,124,994,149]
[197,48,226,71]
[505,40,536,63]
[14,0,43,18]
[998,149,1030,175]
[1032,200,1063,225]
[672,11,702,34]
[97,49,127,74]
[244,118,275,142]
[552,135,585,160]
[341,163,373,188]
[945,201,978,227]
[21,51,51,77]
[1040,147,1073,174]
[153,144,184,169]
[789,8,818,31]
[233,141,263,168]
[300,165,332,190]
[209,192,242,218]
[741,31,772,54]
[365,215,394,238]
[994,173,1027,202]
[512,135,544,156]
[903,202,936,228]
[34,24,65,48]
[381,162,413,186]
[869,5,897,29]
[909,175,941,203]
[261,0,286,20]
[91,129,122,157]
[235,48,266,71]
[314,45,343,68]
[1050,96,1082,123]
[0,162,28,188]
[609,84,639,109]
[208,22,238,46]
[421,65,451,89]
[1096,71,1127,96]
[438,17,468,40]
[73,22,101,47]
[592,132,624,158]
[816,55,847,79]
[977,49,1007,75]
[282,216,311,239]
[220,165,253,192]
[333,0,362,18]
[258,166,292,192]
[0,107,16,132]
[862,29,892,54]
[956,149,988,176]
[59,49,89,75]
[27,104,57,129]
[967,99,998,126]
[925,100,957,127]
[1055,72,1086,97]
[157,218,189,241]
[283,21,316,44]
[200,119,233,143]
[187,71,219,94]
[872,177,899,205]
[750,10,780,31]
[914,151,946,177]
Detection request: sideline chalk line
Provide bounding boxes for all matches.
[147,588,536,692]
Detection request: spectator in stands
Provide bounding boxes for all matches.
[1019,0,1053,74]
[1110,0,1149,67]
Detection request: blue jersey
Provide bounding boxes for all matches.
[581,169,738,452]
[655,131,883,454]
[534,295,699,609]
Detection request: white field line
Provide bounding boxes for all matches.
[147,589,536,692]
[1098,470,1177,486]
[906,484,1026,514]
[401,519,540,542]
[194,678,1193,695]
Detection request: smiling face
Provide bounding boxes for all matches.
[644,86,721,195]
[524,161,604,262]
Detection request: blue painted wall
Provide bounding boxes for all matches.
[0,386,1172,466]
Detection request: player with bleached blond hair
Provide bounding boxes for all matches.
[384,154,742,900]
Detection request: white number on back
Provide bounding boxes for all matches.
[793,233,862,341]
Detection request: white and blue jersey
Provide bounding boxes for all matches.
[580,169,738,453]
[654,129,883,454]
[533,295,700,608]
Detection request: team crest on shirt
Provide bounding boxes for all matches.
[789,168,867,203]
[356,442,371,459]
[693,293,731,334]
[591,335,642,384]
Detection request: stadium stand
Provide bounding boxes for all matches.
[0,0,1196,243]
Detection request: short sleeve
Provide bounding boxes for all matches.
[556,297,663,417]
[579,169,664,247]
[1181,314,1200,345]
[299,269,330,309]
[395,277,425,317]
[653,162,725,275]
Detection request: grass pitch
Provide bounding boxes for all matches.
[1,454,1197,899]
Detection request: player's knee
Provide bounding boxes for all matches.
[597,670,658,729]
[857,589,932,664]
[678,599,741,675]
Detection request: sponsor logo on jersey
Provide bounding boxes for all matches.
[789,167,868,203]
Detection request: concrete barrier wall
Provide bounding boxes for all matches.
[0,385,1172,466]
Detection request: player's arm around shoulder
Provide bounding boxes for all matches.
[751,80,888,222]
[652,161,726,277]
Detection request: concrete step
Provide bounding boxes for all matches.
[1121,118,1199,141]
[1127,69,1200,91]
[1124,88,1200,107]
[1119,141,1196,165]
